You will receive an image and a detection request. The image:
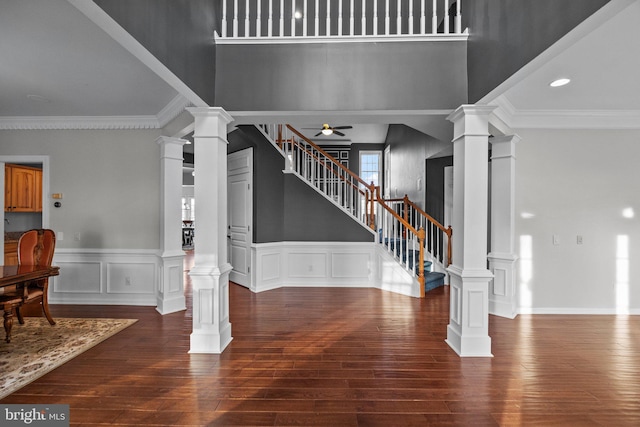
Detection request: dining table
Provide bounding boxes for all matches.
[1,264,60,343]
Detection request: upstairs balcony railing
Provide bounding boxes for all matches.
[219,0,464,41]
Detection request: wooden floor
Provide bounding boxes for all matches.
[2,253,640,426]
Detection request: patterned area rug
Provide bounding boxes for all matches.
[0,317,137,399]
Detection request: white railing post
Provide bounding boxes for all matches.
[326,0,331,36]
[432,0,437,34]
[373,0,378,35]
[443,0,449,33]
[455,0,462,34]
[222,0,228,37]
[420,0,425,34]
[315,0,319,36]
[303,0,308,37]
[409,0,414,34]
[268,0,274,37]
[280,0,285,36]
[233,0,239,37]
[245,0,250,36]
[361,0,366,36]
[257,0,262,37]
[291,0,296,37]
[350,0,355,36]
[338,0,343,36]
[385,0,390,35]
[397,0,402,35]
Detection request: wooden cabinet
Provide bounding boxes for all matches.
[4,240,18,265]
[4,164,42,213]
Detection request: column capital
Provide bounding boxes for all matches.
[156,136,187,159]
[447,105,496,141]
[490,134,521,160]
[155,135,188,146]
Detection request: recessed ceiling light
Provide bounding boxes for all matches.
[294,10,302,19]
[549,78,571,88]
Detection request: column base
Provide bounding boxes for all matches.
[156,253,186,315]
[488,252,518,319]
[188,262,233,354]
[189,323,233,354]
[446,264,493,357]
[446,325,493,357]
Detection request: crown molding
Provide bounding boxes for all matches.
[157,95,192,128]
[490,95,640,130]
[0,95,191,130]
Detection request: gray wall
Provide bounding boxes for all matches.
[95,0,220,105]
[465,0,610,103]
[228,126,374,243]
[215,41,467,111]
[385,124,450,208]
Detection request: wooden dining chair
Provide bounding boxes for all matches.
[1,229,57,342]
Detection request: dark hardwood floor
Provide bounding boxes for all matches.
[2,251,640,426]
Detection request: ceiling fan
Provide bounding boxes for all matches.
[305,123,353,137]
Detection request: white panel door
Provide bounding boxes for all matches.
[227,148,253,288]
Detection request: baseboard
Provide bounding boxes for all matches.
[49,248,159,306]
[519,307,640,315]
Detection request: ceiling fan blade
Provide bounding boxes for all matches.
[333,130,345,137]
[315,132,322,137]
[333,126,353,130]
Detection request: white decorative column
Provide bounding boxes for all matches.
[488,135,520,319]
[187,107,234,353]
[445,105,495,357]
[156,136,187,315]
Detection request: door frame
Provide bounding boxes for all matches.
[227,148,253,288]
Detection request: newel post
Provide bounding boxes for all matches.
[445,105,495,357]
[187,107,234,354]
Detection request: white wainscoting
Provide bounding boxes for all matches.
[250,242,420,297]
[50,249,159,305]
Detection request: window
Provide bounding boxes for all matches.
[359,151,382,188]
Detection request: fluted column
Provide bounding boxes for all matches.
[156,136,187,315]
[445,105,495,357]
[187,107,234,353]
[488,135,520,319]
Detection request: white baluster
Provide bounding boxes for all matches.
[350,0,354,36]
[443,0,449,33]
[245,0,250,36]
[431,0,437,34]
[338,0,343,36]
[373,0,378,36]
[257,0,262,37]
[222,0,227,37]
[409,0,414,34]
[291,0,296,36]
[361,0,366,35]
[280,0,284,36]
[385,0,389,36]
[268,0,273,37]
[396,0,401,35]
[233,0,238,37]
[420,0,425,34]
[455,0,462,34]
[315,0,319,36]
[326,0,331,36]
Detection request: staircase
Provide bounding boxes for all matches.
[258,124,452,297]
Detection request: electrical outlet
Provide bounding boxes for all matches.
[74,232,81,241]
[552,235,560,245]
[125,277,132,286]
[58,231,64,241]
[577,235,583,245]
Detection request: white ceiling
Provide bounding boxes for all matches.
[1,0,638,136]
